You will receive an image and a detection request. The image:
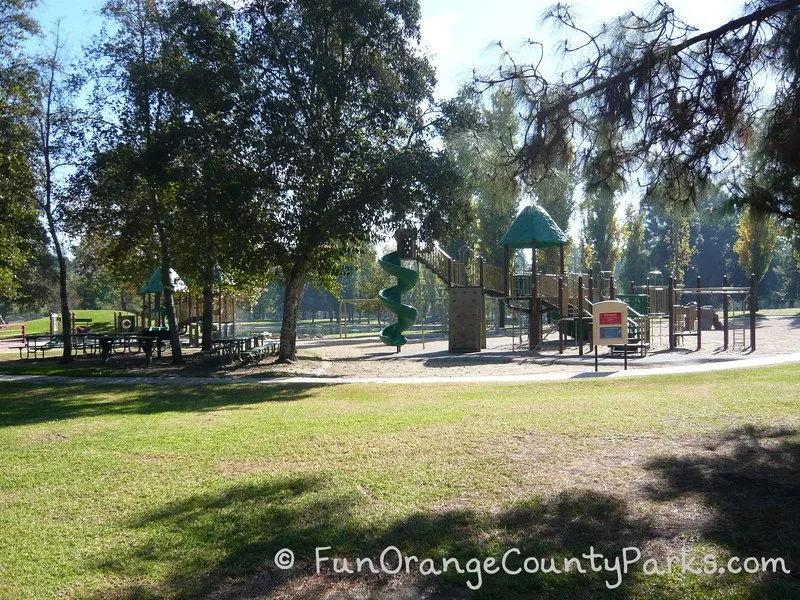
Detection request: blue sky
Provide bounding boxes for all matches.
[34,0,743,99]
[418,0,742,98]
[31,0,745,237]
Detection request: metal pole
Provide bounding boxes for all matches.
[668,276,675,351]
[696,276,702,351]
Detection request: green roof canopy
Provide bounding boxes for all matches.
[140,268,188,294]
[499,205,570,249]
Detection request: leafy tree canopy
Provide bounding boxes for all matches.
[0,0,40,299]
[479,0,800,221]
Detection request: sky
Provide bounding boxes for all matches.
[33,0,744,99]
[30,0,747,239]
[418,0,743,99]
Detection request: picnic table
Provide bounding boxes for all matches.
[13,333,99,359]
[95,329,171,366]
[195,334,279,367]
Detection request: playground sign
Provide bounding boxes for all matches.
[592,300,628,346]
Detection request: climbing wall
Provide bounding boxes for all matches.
[448,287,485,352]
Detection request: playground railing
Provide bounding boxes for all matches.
[483,263,505,295]
[450,261,466,286]
[417,243,453,285]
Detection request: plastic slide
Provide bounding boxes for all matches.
[378,251,419,348]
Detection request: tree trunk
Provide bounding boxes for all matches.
[201,284,214,350]
[156,222,183,364]
[56,252,73,364]
[44,198,72,364]
[278,271,306,363]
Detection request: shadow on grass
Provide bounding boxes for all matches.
[0,383,323,427]
[644,425,800,589]
[89,480,651,600]
[83,426,799,599]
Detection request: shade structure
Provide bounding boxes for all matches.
[499,205,570,249]
[140,268,188,294]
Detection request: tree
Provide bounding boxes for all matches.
[619,204,649,290]
[733,207,781,287]
[161,0,268,350]
[71,231,140,310]
[0,0,39,300]
[479,0,800,220]
[442,85,518,265]
[240,0,471,362]
[78,0,261,359]
[35,23,84,362]
[530,161,578,274]
[642,186,696,283]
[580,182,621,276]
[77,0,190,362]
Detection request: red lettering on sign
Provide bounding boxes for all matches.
[599,312,622,325]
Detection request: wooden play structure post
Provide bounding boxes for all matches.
[750,273,757,351]
[446,256,453,287]
[530,242,539,348]
[609,275,615,300]
[588,276,594,304]
[503,246,510,297]
[668,275,676,350]
[498,205,571,352]
[723,275,730,350]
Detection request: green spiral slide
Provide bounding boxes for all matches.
[378,251,419,349]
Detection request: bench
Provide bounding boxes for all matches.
[73,318,93,333]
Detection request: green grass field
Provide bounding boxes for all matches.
[3,310,136,336]
[1,367,798,599]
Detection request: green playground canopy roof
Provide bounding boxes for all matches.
[141,268,188,294]
[499,205,570,249]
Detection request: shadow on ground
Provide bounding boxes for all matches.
[644,425,800,579]
[0,382,322,427]
[83,426,799,599]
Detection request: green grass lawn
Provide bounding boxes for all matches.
[6,310,137,336]
[1,368,798,599]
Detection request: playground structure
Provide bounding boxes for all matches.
[375,205,759,355]
[377,248,419,351]
[140,268,237,346]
